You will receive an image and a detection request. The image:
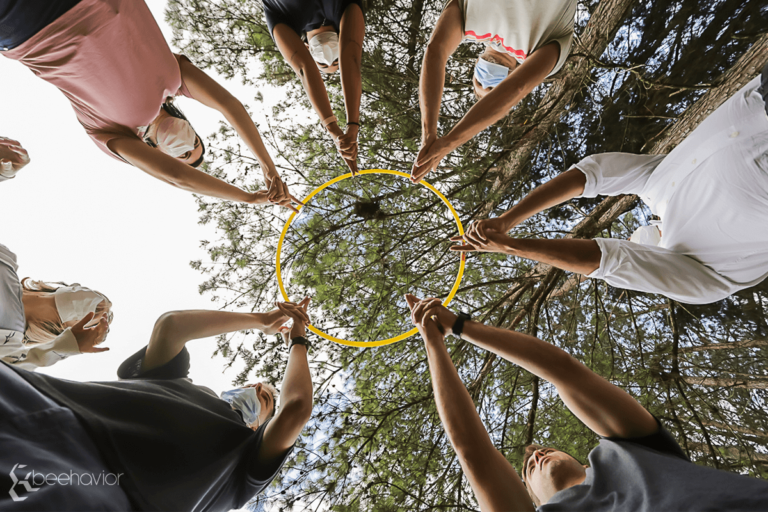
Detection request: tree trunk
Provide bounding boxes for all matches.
[682,375,768,389]
[679,339,768,353]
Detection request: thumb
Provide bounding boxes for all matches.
[404,294,418,310]
[91,346,110,353]
[299,296,311,309]
[74,312,96,331]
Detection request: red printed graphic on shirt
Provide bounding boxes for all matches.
[464,31,527,60]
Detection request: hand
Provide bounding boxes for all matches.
[275,297,311,341]
[450,227,514,254]
[71,312,110,354]
[0,137,30,179]
[329,124,359,177]
[410,136,451,184]
[467,217,513,240]
[404,294,446,342]
[263,171,304,213]
[259,308,291,336]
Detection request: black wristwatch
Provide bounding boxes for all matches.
[451,312,471,339]
[289,336,310,351]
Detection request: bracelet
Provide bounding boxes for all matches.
[289,336,311,351]
[322,115,338,128]
[451,312,471,339]
[346,121,360,127]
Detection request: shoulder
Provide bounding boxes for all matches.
[604,418,689,462]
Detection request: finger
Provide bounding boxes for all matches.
[290,194,306,207]
[298,296,311,309]
[449,235,466,242]
[91,346,110,353]
[404,293,419,311]
[449,244,477,252]
[464,229,485,247]
[468,222,486,244]
[74,312,96,331]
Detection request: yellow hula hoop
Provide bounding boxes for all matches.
[276,169,466,347]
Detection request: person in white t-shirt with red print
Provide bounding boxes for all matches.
[411,0,577,184]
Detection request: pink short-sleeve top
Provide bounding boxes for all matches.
[2,0,193,161]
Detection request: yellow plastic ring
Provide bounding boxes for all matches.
[276,169,465,347]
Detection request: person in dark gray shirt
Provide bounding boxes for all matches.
[0,298,314,511]
[405,293,768,511]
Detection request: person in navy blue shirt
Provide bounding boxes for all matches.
[263,0,365,176]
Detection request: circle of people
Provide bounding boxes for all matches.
[1,0,768,510]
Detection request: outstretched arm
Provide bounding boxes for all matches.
[411,0,463,181]
[451,230,602,276]
[110,136,270,203]
[412,41,560,183]
[406,295,534,512]
[273,24,357,174]
[336,4,365,168]
[178,57,300,211]
[419,298,659,439]
[255,300,314,466]
[142,306,293,372]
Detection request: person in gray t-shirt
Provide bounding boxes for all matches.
[405,294,768,511]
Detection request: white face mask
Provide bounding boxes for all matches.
[156,116,196,158]
[220,387,262,428]
[629,225,662,246]
[53,286,110,325]
[308,31,339,67]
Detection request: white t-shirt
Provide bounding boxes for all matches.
[577,77,768,304]
[453,0,577,75]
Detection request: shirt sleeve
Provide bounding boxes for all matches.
[174,54,195,99]
[117,345,191,380]
[575,153,666,198]
[588,238,744,304]
[2,328,81,370]
[246,418,296,490]
[607,417,689,462]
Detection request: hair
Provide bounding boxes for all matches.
[144,98,206,168]
[261,382,279,419]
[21,278,113,345]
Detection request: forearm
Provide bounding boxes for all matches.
[497,168,586,230]
[157,310,273,345]
[340,50,362,124]
[424,335,493,456]
[280,344,313,408]
[503,237,601,275]
[419,48,448,139]
[112,137,255,202]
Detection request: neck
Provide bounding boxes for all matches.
[306,25,335,41]
[21,292,60,326]
[540,472,587,505]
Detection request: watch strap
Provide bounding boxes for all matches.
[289,336,310,351]
[452,312,471,338]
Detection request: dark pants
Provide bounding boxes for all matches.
[0,0,81,50]
[760,62,768,116]
[0,363,131,511]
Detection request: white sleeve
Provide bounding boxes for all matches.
[575,153,666,198]
[0,328,80,370]
[588,238,743,304]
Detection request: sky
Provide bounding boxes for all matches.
[0,0,288,392]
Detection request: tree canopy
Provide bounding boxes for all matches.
[168,0,768,509]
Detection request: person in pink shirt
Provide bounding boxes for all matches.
[1,0,301,210]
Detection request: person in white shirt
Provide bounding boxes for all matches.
[451,74,768,304]
[0,243,112,369]
[411,0,577,184]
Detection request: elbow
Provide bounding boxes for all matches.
[152,311,183,339]
[423,42,449,65]
[280,396,314,424]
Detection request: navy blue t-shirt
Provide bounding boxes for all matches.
[263,0,362,37]
[0,0,81,50]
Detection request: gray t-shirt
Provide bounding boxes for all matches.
[539,429,768,511]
